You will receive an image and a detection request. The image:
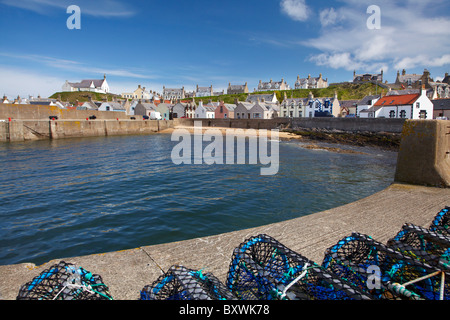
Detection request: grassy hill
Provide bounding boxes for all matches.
[194,82,386,104]
[50,82,386,105]
[49,91,123,104]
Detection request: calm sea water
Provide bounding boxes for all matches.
[0,133,397,266]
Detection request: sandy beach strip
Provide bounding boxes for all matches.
[160,125,302,141]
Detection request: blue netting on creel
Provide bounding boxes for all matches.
[388,223,450,270]
[16,261,112,300]
[140,265,236,300]
[226,234,372,300]
[430,206,450,237]
[323,232,449,300]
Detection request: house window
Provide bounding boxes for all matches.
[106,106,110,111]
[419,110,427,119]
[416,102,420,109]
[399,110,406,118]
[253,113,260,119]
[389,110,395,118]
[220,106,223,113]
[299,111,302,117]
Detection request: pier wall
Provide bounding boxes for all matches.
[394,119,450,187]
[0,104,129,120]
[0,119,174,142]
[173,117,406,133]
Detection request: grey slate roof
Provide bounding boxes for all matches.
[69,79,105,89]
[357,95,381,105]
[432,98,450,110]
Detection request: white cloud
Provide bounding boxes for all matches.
[0,65,65,98]
[280,0,310,22]
[394,54,450,70]
[319,8,340,27]
[0,0,136,17]
[0,52,153,79]
[300,0,450,73]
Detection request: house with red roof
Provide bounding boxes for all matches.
[359,87,433,119]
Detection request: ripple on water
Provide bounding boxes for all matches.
[0,135,397,265]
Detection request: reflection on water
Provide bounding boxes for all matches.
[0,134,397,265]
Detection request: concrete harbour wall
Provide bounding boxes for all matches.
[173,117,406,133]
[0,104,129,120]
[0,119,174,142]
[394,120,450,187]
[290,117,406,133]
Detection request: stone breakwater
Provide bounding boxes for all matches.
[0,119,174,142]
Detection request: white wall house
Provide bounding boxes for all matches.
[304,93,340,118]
[98,101,126,112]
[356,95,381,117]
[249,101,278,119]
[194,101,215,118]
[363,87,433,119]
[234,102,253,119]
[62,75,110,94]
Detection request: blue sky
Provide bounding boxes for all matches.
[0,0,449,98]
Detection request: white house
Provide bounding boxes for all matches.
[295,74,328,89]
[234,102,253,119]
[356,95,381,117]
[194,101,215,118]
[249,101,278,119]
[303,92,340,118]
[363,87,433,119]
[255,79,290,92]
[62,74,110,94]
[280,97,308,118]
[98,101,126,112]
[195,85,214,97]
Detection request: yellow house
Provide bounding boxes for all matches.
[121,85,151,100]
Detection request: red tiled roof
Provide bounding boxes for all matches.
[374,94,420,107]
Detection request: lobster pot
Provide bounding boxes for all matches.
[430,206,450,237]
[388,223,450,270]
[140,265,236,300]
[226,234,372,300]
[323,233,449,300]
[17,261,112,300]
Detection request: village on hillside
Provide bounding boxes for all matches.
[2,69,450,121]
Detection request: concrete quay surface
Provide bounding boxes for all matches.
[1,183,449,300]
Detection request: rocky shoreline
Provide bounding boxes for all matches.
[282,128,401,152]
